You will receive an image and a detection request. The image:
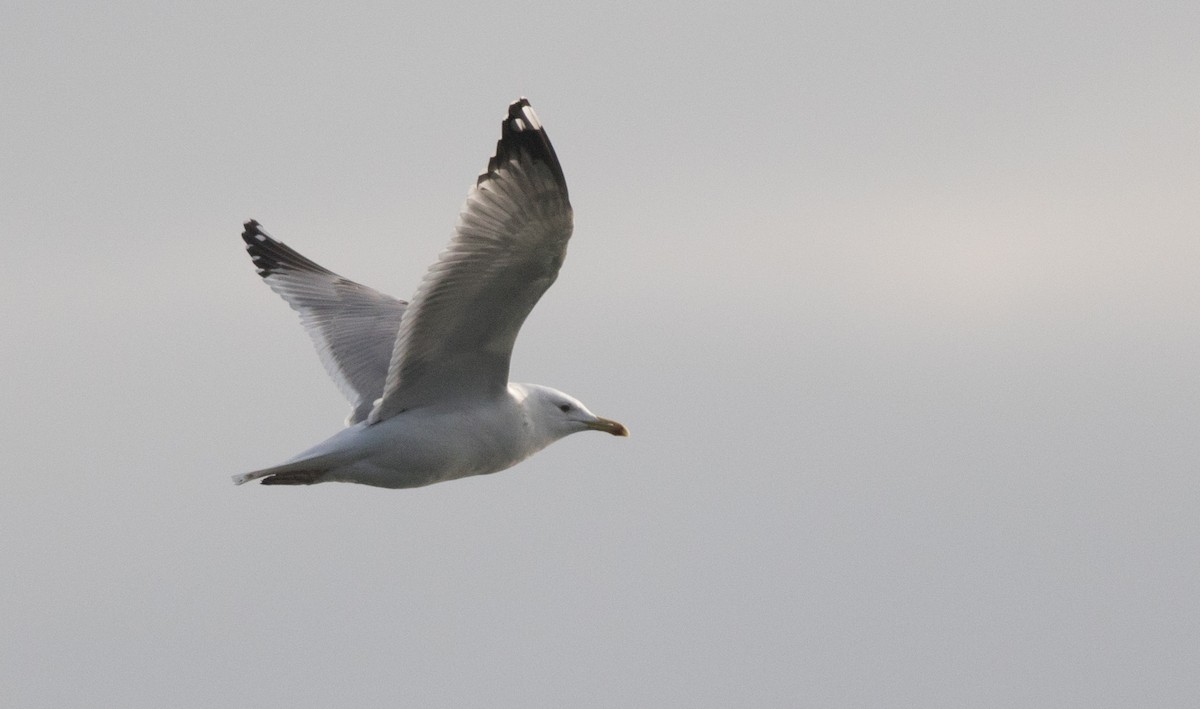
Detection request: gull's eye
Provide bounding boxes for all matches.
[559,404,571,412]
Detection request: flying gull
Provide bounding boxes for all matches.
[233,98,627,488]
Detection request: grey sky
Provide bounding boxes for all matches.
[2,1,1198,707]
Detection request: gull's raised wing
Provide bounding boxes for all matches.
[243,220,407,424]
[368,98,572,423]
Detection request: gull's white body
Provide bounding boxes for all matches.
[234,384,601,489]
[234,99,626,489]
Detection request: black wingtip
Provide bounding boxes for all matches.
[241,219,270,250]
[478,98,568,198]
[241,219,278,277]
[241,220,333,279]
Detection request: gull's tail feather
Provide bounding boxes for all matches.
[232,455,337,486]
[259,470,324,485]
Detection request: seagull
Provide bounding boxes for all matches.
[233,98,627,489]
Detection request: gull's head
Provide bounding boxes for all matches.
[517,384,629,441]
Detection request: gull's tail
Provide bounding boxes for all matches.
[232,455,337,486]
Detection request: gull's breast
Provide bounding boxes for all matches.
[339,400,532,488]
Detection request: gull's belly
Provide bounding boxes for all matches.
[330,405,531,489]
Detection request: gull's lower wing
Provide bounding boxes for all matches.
[243,220,407,424]
[368,99,573,423]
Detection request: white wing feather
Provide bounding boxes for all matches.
[368,99,572,422]
[242,221,407,424]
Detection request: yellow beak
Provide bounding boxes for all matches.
[586,417,629,437]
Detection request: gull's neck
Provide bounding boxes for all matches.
[508,382,561,454]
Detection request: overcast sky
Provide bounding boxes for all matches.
[2,1,1199,707]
